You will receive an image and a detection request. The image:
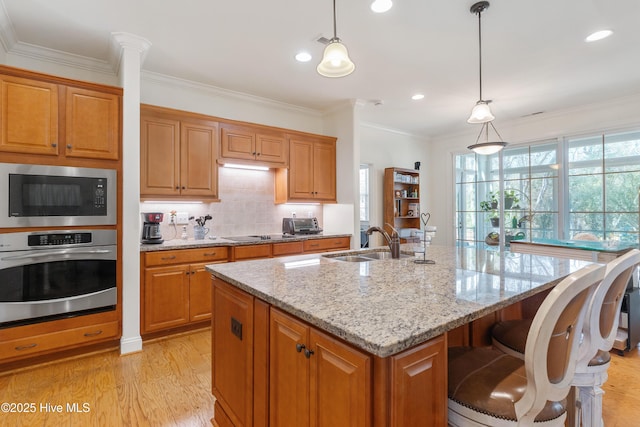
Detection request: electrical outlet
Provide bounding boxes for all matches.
[176,212,189,225]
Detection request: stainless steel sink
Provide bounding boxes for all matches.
[361,252,412,260]
[328,255,374,263]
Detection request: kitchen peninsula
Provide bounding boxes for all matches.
[207,245,593,426]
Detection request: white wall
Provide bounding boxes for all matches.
[428,92,640,246]
[359,124,430,246]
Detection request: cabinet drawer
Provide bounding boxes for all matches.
[145,247,229,266]
[233,244,271,261]
[272,241,304,257]
[0,321,119,361]
[303,237,350,253]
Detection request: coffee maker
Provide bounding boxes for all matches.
[141,212,164,244]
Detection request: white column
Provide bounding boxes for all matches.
[111,32,151,355]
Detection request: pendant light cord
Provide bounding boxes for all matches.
[477,8,483,101]
[332,0,338,39]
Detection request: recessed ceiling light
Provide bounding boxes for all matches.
[585,29,613,42]
[295,52,312,62]
[371,0,393,13]
[411,94,425,100]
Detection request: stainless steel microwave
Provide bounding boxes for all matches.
[0,163,116,227]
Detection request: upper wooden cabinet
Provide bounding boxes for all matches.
[220,123,288,167]
[140,105,219,200]
[0,72,121,161]
[275,135,337,203]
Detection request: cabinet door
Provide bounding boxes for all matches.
[65,86,119,160]
[288,138,315,199]
[189,263,213,323]
[143,265,190,333]
[309,329,371,427]
[180,120,218,197]
[256,132,287,165]
[312,141,336,201]
[212,279,255,427]
[221,124,256,161]
[270,309,310,427]
[390,335,447,426]
[141,115,181,196]
[0,75,59,155]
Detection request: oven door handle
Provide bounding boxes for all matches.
[1,249,113,261]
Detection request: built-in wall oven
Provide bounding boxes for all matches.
[0,163,116,228]
[0,229,117,328]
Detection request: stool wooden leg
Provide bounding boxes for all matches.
[578,385,605,427]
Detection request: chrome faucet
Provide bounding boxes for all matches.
[366,224,401,259]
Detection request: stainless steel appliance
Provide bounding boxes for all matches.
[0,229,117,327]
[0,163,116,228]
[282,217,322,235]
[141,212,164,244]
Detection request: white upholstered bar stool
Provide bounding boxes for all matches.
[491,249,640,427]
[448,263,605,427]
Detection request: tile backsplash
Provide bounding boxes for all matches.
[140,167,322,241]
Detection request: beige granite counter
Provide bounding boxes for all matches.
[206,245,595,357]
[140,233,352,252]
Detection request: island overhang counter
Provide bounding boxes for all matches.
[206,245,594,427]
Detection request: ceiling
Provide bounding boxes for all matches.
[1,0,639,138]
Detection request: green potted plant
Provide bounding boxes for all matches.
[489,211,500,227]
[503,189,520,210]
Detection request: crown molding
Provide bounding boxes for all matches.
[141,70,323,117]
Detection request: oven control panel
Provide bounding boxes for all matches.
[28,232,92,246]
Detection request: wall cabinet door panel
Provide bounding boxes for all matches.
[141,116,181,196]
[180,121,218,196]
[0,75,58,155]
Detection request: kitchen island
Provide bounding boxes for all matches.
[206,245,593,426]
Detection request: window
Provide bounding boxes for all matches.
[455,129,640,247]
[359,164,370,221]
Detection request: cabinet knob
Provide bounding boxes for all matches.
[67,144,72,149]
[51,142,57,147]
[304,348,314,359]
[176,186,180,190]
[256,152,261,156]
[182,186,186,190]
[296,343,306,353]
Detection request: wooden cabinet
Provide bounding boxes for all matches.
[303,236,351,253]
[275,135,337,203]
[383,167,421,243]
[0,311,119,365]
[211,278,448,427]
[0,71,121,160]
[140,105,219,200]
[220,123,288,167]
[231,244,272,262]
[142,247,228,334]
[270,309,371,427]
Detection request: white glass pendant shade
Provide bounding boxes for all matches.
[467,100,495,123]
[317,39,355,78]
[468,141,506,155]
[371,0,393,13]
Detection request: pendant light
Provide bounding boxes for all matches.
[317,0,355,78]
[467,1,507,155]
[468,121,507,155]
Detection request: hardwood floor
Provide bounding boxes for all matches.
[0,329,214,426]
[0,328,637,426]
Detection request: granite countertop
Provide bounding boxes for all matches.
[140,233,352,252]
[206,245,594,357]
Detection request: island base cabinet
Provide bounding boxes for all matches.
[270,308,371,427]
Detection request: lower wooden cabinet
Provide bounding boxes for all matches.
[0,311,119,364]
[270,309,371,427]
[303,236,351,253]
[142,247,228,334]
[211,278,447,427]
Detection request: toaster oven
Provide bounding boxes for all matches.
[282,217,322,235]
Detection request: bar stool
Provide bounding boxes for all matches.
[448,263,604,426]
[491,249,640,426]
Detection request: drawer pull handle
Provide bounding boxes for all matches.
[161,255,177,260]
[84,330,103,337]
[204,253,218,257]
[309,243,320,247]
[15,343,37,351]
